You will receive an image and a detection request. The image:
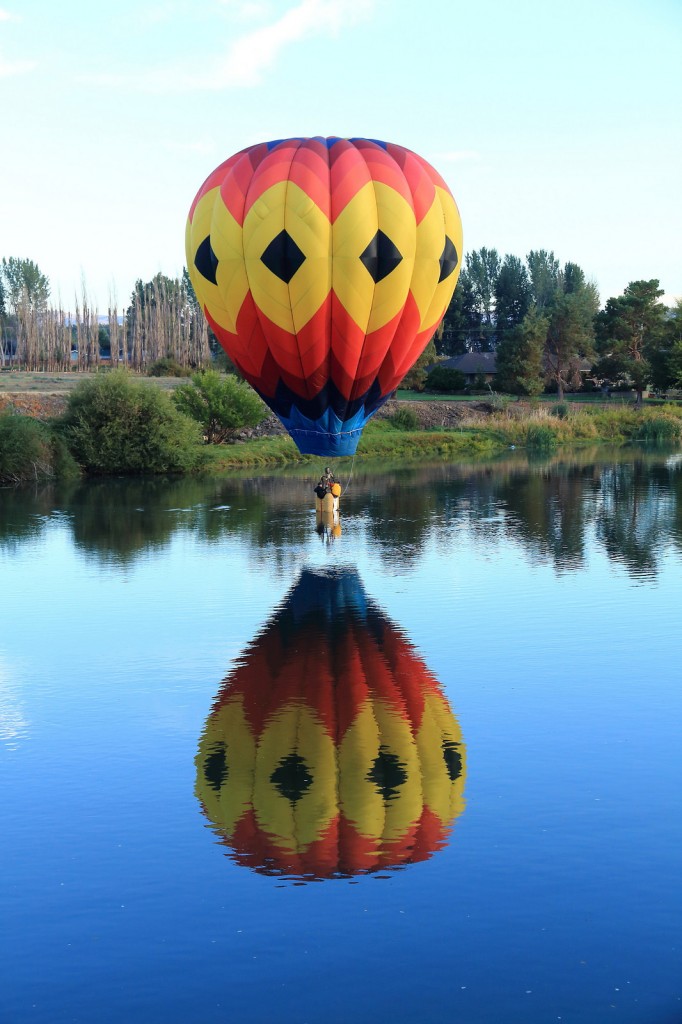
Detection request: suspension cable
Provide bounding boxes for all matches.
[340,451,356,495]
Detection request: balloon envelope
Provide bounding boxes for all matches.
[195,567,466,880]
[186,138,463,455]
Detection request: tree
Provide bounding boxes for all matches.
[595,280,667,405]
[495,308,548,396]
[526,250,560,312]
[669,342,682,389]
[173,370,266,443]
[494,255,531,342]
[126,272,211,371]
[0,257,50,314]
[544,263,598,400]
[401,338,437,392]
[182,265,220,354]
[438,271,477,356]
[465,247,500,350]
[665,303,682,389]
[646,298,682,393]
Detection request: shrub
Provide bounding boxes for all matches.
[172,370,266,443]
[424,366,466,393]
[525,423,558,452]
[0,414,80,484]
[148,357,192,378]
[57,370,205,474]
[551,402,569,419]
[470,373,490,393]
[637,416,681,442]
[389,407,420,431]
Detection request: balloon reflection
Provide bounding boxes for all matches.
[195,567,465,880]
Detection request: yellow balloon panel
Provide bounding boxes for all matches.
[252,704,337,852]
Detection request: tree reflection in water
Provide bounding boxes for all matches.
[0,447,680,577]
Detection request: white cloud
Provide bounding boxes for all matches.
[89,0,374,92]
[0,8,15,20]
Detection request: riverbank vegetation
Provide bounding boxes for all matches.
[2,373,682,484]
[202,402,682,471]
[0,413,79,485]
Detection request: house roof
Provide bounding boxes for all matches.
[434,352,498,374]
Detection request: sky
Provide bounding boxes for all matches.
[1,0,680,312]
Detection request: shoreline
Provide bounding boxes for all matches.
[1,377,681,477]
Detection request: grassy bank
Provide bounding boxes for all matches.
[203,402,682,470]
[202,420,502,471]
[2,376,682,483]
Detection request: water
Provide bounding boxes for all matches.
[1,447,681,1024]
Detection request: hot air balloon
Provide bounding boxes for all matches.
[195,568,466,880]
[186,138,463,456]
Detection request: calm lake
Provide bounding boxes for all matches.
[1,446,681,1024]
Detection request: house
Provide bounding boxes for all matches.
[430,352,498,386]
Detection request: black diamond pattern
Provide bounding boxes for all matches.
[195,235,219,285]
[270,753,313,803]
[261,230,306,284]
[360,230,403,283]
[442,740,462,782]
[204,741,228,792]
[367,746,408,802]
[438,235,458,283]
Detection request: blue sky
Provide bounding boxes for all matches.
[1,0,680,312]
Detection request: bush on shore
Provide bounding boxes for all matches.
[57,370,205,474]
[172,370,267,443]
[525,423,558,452]
[389,407,420,431]
[0,413,80,484]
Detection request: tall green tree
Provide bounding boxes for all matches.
[594,280,667,405]
[526,250,560,312]
[438,270,477,356]
[543,263,598,400]
[495,308,548,396]
[465,247,500,350]
[646,299,682,392]
[666,300,682,388]
[494,255,531,342]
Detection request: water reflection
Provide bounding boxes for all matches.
[195,567,466,881]
[1,447,680,578]
[315,498,341,544]
[0,658,28,749]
